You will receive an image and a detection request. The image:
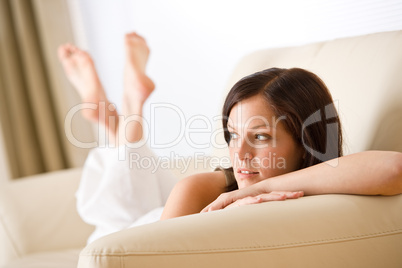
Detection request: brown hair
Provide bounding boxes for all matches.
[222,67,343,170]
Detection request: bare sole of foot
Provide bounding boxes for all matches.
[58,44,118,134]
[123,32,155,115]
[119,32,156,144]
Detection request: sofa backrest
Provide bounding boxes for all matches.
[212,30,402,161]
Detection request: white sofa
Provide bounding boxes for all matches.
[1,30,402,268]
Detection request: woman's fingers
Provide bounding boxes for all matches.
[224,196,262,209]
[225,191,304,209]
[256,191,304,202]
[201,191,304,213]
[201,183,264,213]
[201,191,238,213]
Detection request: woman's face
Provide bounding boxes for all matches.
[228,94,304,189]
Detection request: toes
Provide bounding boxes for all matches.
[57,45,66,59]
[75,50,94,67]
[125,32,146,43]
[57,43,81,60]
[126,32,139,38]
[57,44,72,59]
[125,33,134,41]
[70,45,79,54]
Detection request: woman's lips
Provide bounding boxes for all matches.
[238,170,258,174]
[237,168,259,178]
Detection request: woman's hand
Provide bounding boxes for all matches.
[201,151,402,214]
[224,191,304,209]
[201,190,304,213]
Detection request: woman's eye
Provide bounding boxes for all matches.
[255,134,270,141]
[229,132,239,140]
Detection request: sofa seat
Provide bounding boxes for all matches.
[1,249,81,268]
[78,194,402,267]
[0,168,93,267]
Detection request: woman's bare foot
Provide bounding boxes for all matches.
[58,44,118,139]
[119,33,155,144]
[123,32,155,114]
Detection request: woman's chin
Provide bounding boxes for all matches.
[237,180,259,189]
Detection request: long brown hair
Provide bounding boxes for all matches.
[222,67,343,170]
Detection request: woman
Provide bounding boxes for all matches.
[58,32,402,243]
[161,67,402,218]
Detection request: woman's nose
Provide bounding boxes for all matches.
[237,138,254,160]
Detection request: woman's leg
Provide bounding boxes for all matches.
[57,44,119,145]
[117,32,155,145]
[58,33,175,244]
[120,32,178,223]
[58,33,155,145]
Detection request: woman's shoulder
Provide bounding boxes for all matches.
[181,170,227,192]
[160,171,228,219]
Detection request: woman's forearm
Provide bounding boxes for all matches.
[264,150,402,196]
[202,151,402,213]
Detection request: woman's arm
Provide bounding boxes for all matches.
[160,172,227,220]
[160,171,303,220]
[202,150,402,212]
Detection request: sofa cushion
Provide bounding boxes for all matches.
[213,30,402,160]
[78,194,402,268]
[0,168,93,265]
[0,249,81,268]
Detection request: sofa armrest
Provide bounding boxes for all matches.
[78,194,402,268]
[0,168,94,265]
